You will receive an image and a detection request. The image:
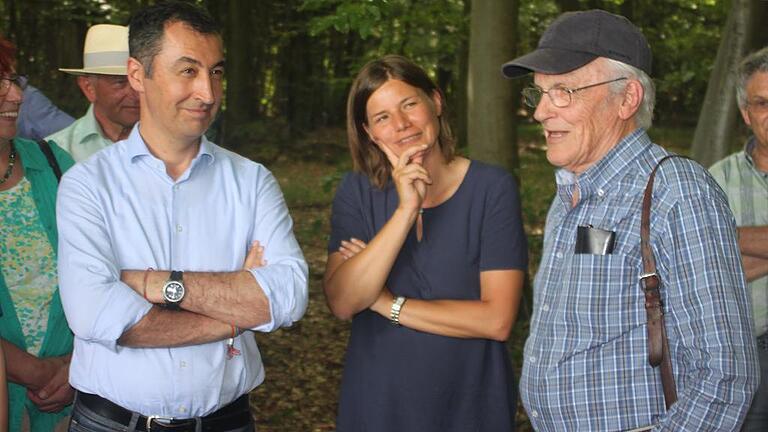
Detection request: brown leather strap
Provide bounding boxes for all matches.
[640,154,685,410]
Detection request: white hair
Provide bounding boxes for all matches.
[602,58,655,130]
[737,47,768,109]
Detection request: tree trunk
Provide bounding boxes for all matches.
[223,0,252,148]
[690,0,755,166]
[467,0,518,171]
[455,0,471,149]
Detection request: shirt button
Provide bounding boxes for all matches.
[531,410,539,418]
[173,184,180,190]
[180,361,186,368]
[597,188,605,197]
[555,252,563,259]
[176,224,183,233]
[529,356,536,363]
[179,406,187,413]
[541,304,550,312]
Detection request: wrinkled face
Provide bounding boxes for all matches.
[532,59,626,174]
[89,74,140,129]
[130,21,224,143]
[0,71,22,142]
[363,79,442,165]
[741,71,768,151]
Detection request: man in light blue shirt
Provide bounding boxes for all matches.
[56,2,308,431]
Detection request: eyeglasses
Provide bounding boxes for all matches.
[0,74,28,97]
[522,77,628,109]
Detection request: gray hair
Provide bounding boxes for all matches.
[603,58,655,130]
[736,47,768,109]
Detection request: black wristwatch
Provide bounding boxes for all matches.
[161,270,185,310]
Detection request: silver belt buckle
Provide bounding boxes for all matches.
[146,415,175,431]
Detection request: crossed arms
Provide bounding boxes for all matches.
[738,226,768,281]
[56,162,308,351]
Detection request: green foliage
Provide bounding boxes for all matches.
[302,0,384,38]
[300,0,468,84]
[517,0,727,127]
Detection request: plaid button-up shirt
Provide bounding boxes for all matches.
[709,137,768,340]
[521,129,758,431]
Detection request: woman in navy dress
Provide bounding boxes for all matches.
[324,55,528,431]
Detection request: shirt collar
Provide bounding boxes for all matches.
[744,136,757,166]
[78,104,108,141]
[125,123,215,166]
[555,128,651,199]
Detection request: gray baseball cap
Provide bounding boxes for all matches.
[502,9,652,78]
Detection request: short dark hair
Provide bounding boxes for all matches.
[0,34,16,75]
[128,1,220,76]
[347,55,455,189]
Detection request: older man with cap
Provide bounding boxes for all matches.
[503,9,758,431]
[47,24,138,162]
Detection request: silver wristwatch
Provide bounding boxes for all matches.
[161,270,185,310]
[390,296,407,325]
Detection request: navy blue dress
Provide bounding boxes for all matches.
[328,160,528,432]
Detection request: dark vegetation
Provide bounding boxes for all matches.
[0,0,760,430]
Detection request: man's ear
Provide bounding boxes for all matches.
[740,106,752,128]
[126,57,145,93]
[76,76,97,103]
[618,79,643,121]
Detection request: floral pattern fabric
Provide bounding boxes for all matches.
[0,176,57,355]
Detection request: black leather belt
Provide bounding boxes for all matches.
[76,392,251,432]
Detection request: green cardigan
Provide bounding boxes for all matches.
[0,137,74,432]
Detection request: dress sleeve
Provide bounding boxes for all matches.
[328,173,370,253]
[57,168,152,351]
[480,172,528,272]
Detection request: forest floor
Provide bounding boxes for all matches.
[241,125,697,431]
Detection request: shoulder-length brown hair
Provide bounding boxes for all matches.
[0,34,16,75]
[346,55,455,189]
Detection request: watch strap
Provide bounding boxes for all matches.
[390,296,406,325]
[170,270,183,282]
[163,270,185,310]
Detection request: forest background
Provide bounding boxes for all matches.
[1,0,766,430]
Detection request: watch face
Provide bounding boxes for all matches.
[164,281,185,302]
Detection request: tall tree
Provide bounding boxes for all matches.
[690,0,763,166]
[467,0,518,171]
[223,0,252,148]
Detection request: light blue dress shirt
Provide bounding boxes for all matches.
[56,124,308,417]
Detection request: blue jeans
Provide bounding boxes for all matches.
[68,394,255,432]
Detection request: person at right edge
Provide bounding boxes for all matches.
[502,9,758,431]
[324,55,528,431]
[709,47,768,431]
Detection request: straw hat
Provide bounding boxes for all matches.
[59,24,129,76]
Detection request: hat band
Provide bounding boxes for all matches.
[83,51,129,69]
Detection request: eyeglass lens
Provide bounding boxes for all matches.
[0,75,27,95]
